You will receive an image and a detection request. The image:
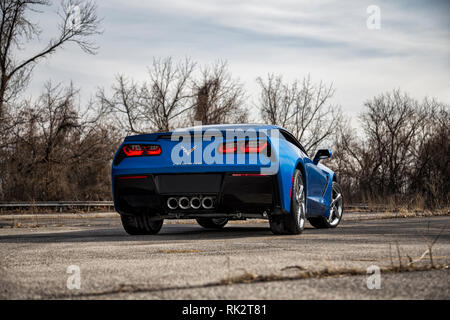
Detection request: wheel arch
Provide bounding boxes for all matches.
[332,173,338,183]
[295,160,307,192]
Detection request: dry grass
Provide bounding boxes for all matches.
[350,194,449,215]
[379,210,449,219]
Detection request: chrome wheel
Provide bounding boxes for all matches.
[328,183,343,226]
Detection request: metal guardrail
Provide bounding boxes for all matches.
[0,201,114,212]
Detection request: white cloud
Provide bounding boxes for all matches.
[23,0,450,126]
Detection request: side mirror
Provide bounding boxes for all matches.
[313,149,332,165]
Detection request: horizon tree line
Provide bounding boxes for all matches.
[0,0,448,209]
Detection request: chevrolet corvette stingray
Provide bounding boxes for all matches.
[112,124,343,235]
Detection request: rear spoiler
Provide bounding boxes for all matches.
[124,132,173,142]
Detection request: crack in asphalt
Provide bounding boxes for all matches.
[54,264,448,299]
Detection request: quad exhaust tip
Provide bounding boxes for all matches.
[190,197,201,210]
[166,196,215,210]
[201,197,214,210]
[167,197,178,210]
[178,197,190,210]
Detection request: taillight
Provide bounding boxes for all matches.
[122,144,161,157]
[119,175,148,180]
[240,141,268,153]
[144,145,161,155]
[123,145,143,156]
[218,141,268,154]
[218,142,237,153]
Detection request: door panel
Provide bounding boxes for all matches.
[305,160,328,215]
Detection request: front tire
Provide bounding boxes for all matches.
[120,215,164,235]
[196,217,228,229]
[269,169,306,235]
[308,181,343,229]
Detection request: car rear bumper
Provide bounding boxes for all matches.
[113,173,283,219]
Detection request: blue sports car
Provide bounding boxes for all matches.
[112,124,343,235]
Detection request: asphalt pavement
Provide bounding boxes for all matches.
[0,213,448,299]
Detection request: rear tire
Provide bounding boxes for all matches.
[196,218,228,229]
[308,181,343,229]
[120,215,164,235]
[269,169,306,235]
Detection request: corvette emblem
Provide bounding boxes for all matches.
[181,145,197,155]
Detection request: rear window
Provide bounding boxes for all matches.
[279,130,308,156]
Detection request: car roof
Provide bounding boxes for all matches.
[179,123,283,131]
[125,123,285,141]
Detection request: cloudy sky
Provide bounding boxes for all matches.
[24,0,449,125]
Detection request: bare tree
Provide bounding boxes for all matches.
[257,74,296,128]
[330,90,449,208]
[99,57,195,134]
[409,100,449,207]
[142,57,196,132]
[0,0,102,121]
[359,90,426,196]
[330,123,379,202]
[97,75,148,134]
[190,61,248,125]
[257,74,342,154]
[1,81,118,201]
